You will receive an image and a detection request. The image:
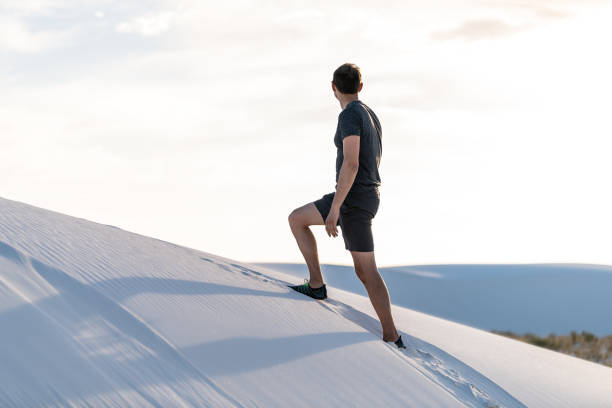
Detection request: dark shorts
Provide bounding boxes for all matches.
[313,188,380,252]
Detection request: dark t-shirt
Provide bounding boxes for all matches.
[334,100,382,193]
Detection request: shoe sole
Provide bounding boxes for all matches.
[288,285,327,300]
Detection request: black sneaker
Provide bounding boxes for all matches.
[288,280,327,300]
[394,334,406,349]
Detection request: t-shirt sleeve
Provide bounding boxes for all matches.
[338,108,361,140]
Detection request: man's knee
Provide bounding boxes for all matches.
[288,208,304,230]
[351,251,377,283]
[289,202,324,230]
[288,209,297,227]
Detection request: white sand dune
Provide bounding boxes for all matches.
[1,196,611,407]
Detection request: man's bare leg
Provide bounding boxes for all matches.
[288,202,326,288]
[351,250,399,342]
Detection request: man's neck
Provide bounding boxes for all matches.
[340,96,359,110]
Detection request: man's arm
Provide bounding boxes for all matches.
[325,135,359,237]
[333,136,360,208]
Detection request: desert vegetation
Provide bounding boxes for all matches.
[492,330,612,368]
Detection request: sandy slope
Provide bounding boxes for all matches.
[1,196,611,407]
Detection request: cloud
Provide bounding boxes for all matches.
[115,10,178,36]
[431,0,608,42]
[527,6,570,19]
[475,0,610,21]
[0,16,72,52]
[431,19,527,41]
[0,0,72,15]
[273,8,326,23]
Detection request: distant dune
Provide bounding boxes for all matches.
[255,262,612,336]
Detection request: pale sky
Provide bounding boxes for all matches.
[1,0,611,267]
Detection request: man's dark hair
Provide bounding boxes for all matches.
[333,63,362,94]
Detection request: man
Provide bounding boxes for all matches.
[288,63,405,349]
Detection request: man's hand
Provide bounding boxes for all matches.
[325,205,340,237]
